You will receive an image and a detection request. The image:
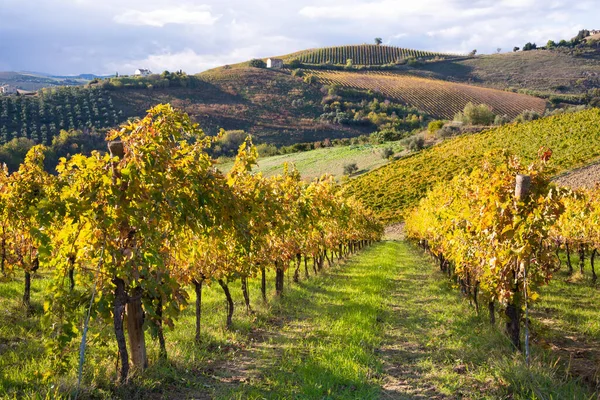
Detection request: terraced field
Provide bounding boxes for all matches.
[309,70,547,119]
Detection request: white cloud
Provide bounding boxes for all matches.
[1,0,598,74]
[114,5,219,27]
[299,0,453,20]
[427,26,464,38]
[110,48,250,73]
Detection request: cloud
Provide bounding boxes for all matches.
[114,5,219,27]
[111,48,256,73]
[0,0,597,74]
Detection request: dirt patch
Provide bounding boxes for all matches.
[385,223,406,241]
[555,161,600,190]
[533,309,600,389]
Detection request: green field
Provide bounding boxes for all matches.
[347,108,600,222]
[2,240,599,398]
[218,141,404,181]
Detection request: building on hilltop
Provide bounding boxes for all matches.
[134,68,152,77]
[267,58,284,69]
[0,85,17,95]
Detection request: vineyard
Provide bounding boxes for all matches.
[346,108,600,222]
[284,45,460,65]
[0,86,120,145]
[308,70,547,119]
[405,148,600,373]
[0,104,382,397]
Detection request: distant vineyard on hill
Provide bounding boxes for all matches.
[285,45,459,65]
[309,70,547,119]
[345,108,600,222]
[0,87,120,145]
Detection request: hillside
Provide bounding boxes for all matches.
[0,71,96,91]
[345,108,600,222]
[2,45,599,150]
[0,86,119,144]
[218,140,405,181]
[309,70,546,119]
[279,44,460,65]
[111,68,368,145]
[413,49,600,95]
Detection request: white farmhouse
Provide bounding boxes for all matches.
[267,58,284,69]
[134,68,152,77]
[0,85,17,95]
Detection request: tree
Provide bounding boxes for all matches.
[513,46,520,52]
[374,38,383,45]
[469,49,477,56]
[547,40,556,49]
[454,102,495,125]
[288,59,302,69]
[496,48,502,53]
[523,42,537,51]
[249,59,267,68]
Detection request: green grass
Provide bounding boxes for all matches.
[218,141,404,181]
[347,108,600,222]
[1,242,597,399]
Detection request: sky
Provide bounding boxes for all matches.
[0,0,598,75]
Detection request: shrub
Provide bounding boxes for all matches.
[255,143,279,157]
[494,114,510,126]
[291,69,303,77]
[427,120,444,134]
[436,125,460,139]
[249,59,266,68]
[402,135,425,152]
[454,102,495,125]
[380,147,394,159]
[288,59,302,68]
[343,162,359,175]
[514,110,541,123]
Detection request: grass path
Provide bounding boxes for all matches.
[215,241,593,399]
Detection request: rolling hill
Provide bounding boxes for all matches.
[2,44,599,151]
[345,108,600,222]
[309,70,546,119]
[412,49,600,95]
[279,44,461,65]
[218,140,405,181]
[0,71,102,91]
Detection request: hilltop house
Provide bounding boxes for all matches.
[0,85,17,95]
[134,68,152,77]
[267,58,284,69]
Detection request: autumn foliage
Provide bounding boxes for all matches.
[0,104,382,382]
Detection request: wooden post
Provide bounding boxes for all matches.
[515,174,531,365]
[126,287,148,371]
[515,174,531,200]
[108,140,124,158]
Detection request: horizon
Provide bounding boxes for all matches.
[1,0,598,76]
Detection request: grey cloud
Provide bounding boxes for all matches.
[0,0,597,74]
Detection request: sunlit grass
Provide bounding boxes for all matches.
[0,242,597,399]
